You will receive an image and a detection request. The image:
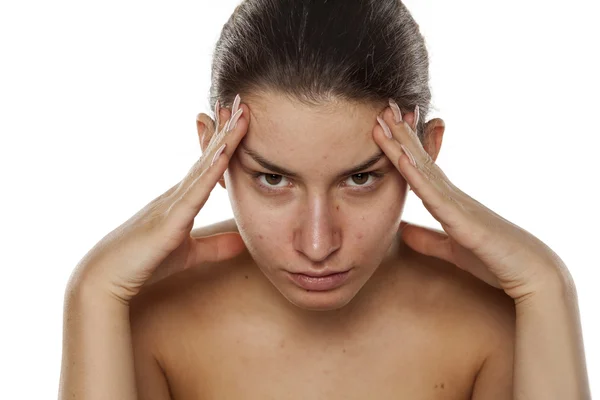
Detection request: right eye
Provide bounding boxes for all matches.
[253,173,290,192]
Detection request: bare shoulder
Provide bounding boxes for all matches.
[404,248,517,370]
[129,219,246,353]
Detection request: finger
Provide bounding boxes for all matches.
[401,222,453,263]
[401,222,502,289]
[373,105,466,231]
[207,94,241,150]
[190,232,247,267]
[197,99,233,153]
[214,99,221,134]
[168,100,249,227]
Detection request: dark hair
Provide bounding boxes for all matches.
[209,0,433,143]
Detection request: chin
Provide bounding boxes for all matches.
[278,282,359,312]
[254,259,367,312]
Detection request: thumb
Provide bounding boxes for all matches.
[190,232,247,267]
[400,222,454,265]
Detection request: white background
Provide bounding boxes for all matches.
[1,0,598,397]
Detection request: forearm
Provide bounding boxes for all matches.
[513,275,591,400]
[58,283,137,400]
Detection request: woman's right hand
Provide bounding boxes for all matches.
[68,95,250,305]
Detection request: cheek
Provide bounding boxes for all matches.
[226,167,405,261]
[350,210,399,253]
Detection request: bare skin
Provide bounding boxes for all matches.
[129,218,516,400]
[125,93,516,399]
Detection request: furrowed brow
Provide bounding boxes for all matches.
[240,143,385,180]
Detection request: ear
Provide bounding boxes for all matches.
[196,112,215,152]
[421,118,445,163]
[196,108,232,189]
[396,110,445,164]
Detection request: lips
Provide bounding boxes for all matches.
[287,270,351,291]
[291,270,349,277]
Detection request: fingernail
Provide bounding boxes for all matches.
[232,94,241,116]
[228,108,243,132]
[401,144,417,167]
[388,98,403,124]
[211,143,227,167]
[413,105,420,131]
[214,99,221,130]
[377,116,393,139]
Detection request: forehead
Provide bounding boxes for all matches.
[236,92,390,179]
[242,92,384,146]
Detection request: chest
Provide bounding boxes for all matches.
[159,313,479,400]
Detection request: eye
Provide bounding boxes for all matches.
[251,171,385,193]
[346,172,383,188]
[255,173,290,191]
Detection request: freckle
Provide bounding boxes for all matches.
[336,205,339,211]
[259,234,263,239]
[280,340,286,348]
[245,275,248,279]
[441,383,444,389]
[342,348,346,353]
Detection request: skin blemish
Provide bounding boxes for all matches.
[245,275,248,279]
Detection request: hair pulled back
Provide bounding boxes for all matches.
[209,0,432,142]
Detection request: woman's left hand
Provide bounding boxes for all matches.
[373,100,572,302]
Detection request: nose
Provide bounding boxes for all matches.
[293,200,341,263]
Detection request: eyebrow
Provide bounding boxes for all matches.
[239,143,386,180]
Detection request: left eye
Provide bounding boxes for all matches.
[252,171,384,192]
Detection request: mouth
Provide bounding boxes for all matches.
[286,269,351,291]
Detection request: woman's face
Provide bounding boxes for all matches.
[223,92,409,312]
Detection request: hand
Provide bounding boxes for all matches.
[68,95,249,305]
[372,99,571,301]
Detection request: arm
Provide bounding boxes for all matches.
[58,282,172,400]
[512,275,591,399]
[471,273,590,400]
[58,283,138,399]
[470,296,516,399]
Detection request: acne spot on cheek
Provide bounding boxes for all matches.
[356,232,364,240]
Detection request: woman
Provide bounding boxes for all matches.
[59,0,590,398]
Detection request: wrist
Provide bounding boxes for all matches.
[515,268,577,309]
[65,276,130,311]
